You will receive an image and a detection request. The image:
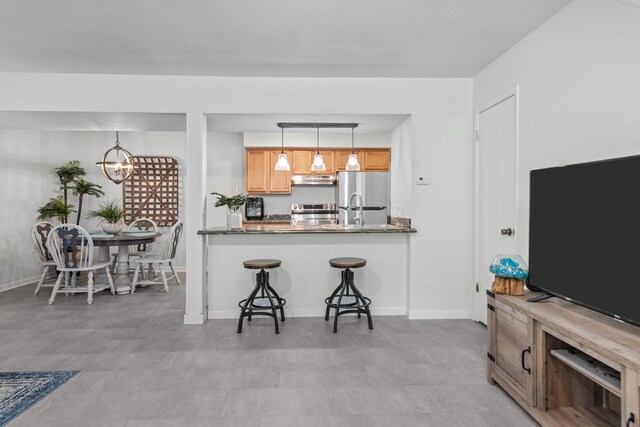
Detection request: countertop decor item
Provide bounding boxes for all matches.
[96,131,135,184]
[489,254,528,296]
[211,191,247,229]
[86,199,126,234]
[489,254,528,279]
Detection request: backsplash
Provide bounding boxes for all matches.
[261,186,336,214]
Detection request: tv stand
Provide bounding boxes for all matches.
[527,292,554,303]
[487,290,640,427]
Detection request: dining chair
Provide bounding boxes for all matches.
[111,217,158,274]
[46,224,115,304]
[131,220,183,293]
[30,221,58,296]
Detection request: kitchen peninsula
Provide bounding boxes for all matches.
[199,224,416,319]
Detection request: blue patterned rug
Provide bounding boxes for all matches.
[0,371,78,426]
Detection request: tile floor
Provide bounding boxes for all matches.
[0,275,537,426]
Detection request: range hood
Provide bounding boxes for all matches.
[291,175,336,186]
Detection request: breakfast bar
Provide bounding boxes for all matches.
[198,225,416,319]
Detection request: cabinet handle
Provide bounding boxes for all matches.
[627,413,635,427]
[521,347,531,374]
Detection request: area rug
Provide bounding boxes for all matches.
[0,371,78,426]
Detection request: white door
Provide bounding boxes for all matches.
[474,89,518,324]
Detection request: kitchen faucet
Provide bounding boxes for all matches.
[349,192,364,226]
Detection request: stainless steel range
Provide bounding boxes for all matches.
[290,203,337,226]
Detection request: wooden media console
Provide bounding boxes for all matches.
[487,291,640,427]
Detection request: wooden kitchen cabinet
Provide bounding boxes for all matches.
[269,150,292,193]
[246,147,390,194]
[245,150,269,193]
[335,149,390,171]
[291,150,313,174]
[245,149,292,194]
[362,150,390,171]
[292,150,335,174]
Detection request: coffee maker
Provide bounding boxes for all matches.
[245,197,264,220]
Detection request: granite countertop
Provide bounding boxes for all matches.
[198,224,417,235]
[242,214,291,225]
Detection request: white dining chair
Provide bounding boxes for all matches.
[131,220,183,293]
[30,221,58,296]
[47,224,115,304]
[111,217,158,274]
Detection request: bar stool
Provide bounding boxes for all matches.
[324,257,373,333]
[237,259,286,334]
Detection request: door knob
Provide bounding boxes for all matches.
[500,228,514,236]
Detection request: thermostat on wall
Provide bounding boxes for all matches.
[416,176,430,185]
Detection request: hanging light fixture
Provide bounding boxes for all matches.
[345,127,361,171]
[274,126,290,171]
[311,127,326,172]
[96,131,135,184]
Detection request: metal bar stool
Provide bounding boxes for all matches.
[324,257,373,333]
[237,259,286,334]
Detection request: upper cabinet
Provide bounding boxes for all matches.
[292,150,335,174]
[246,148,390,194]
[362,150,390,171]
[245,149,292,194]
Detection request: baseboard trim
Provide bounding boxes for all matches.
[208,306,407,319]
[183,311,208,324]
[408,310,473,320]
[0,275,40,293]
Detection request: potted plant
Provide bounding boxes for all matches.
[86,200,126,234]
[72,177,105,225]
[55,160,86,223]
[37,197,76,224]
[211,192,247,229]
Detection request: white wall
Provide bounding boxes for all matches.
[0,75,473,319]
[0,130,187,290]
[390,117,413,218]
[243,131,391,148]
[473,0,640,261]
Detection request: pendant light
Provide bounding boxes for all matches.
[311,127,326,172]
[274,127,290,171]
[345,127,361,171]
[96,131,135,184]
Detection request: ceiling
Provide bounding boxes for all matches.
[0,111,408,133]
[0,0,571,78]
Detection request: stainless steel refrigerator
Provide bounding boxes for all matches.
[336,171,389,226]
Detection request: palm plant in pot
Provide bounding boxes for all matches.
[211,192,247,229]
[87,200,126,234]
[37,197,76,224]
[55,160,86,223]
[72,177,105,225]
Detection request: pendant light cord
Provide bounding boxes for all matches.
[281,127,285,154]
[351,128,355,154]
[316,127,320,154]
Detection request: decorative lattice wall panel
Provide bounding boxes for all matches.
[122,156,180,227]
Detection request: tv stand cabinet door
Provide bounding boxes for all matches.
[491,300,535,406]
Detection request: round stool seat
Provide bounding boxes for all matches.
[243,259,281,269]
[329,257,366,269]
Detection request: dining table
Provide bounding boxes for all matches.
[89,230,162,294]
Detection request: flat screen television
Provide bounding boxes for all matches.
[528,154,640,327]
